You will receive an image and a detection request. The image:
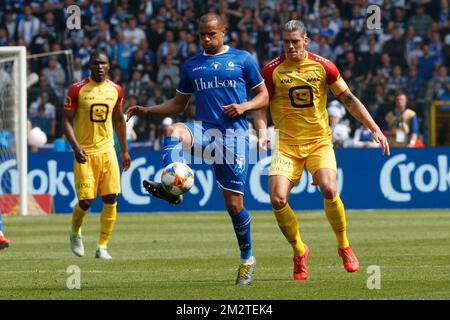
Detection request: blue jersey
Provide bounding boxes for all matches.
[177,46,264,132]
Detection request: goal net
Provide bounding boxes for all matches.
[0,47,28,216]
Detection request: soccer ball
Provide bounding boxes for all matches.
[28,127,47,146]
[161,162,195,196]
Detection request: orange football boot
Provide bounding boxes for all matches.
[0,235,11,250]
[293,244,310,280]
[338,247,359,272]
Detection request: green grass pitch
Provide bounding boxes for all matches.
[1,210,450,300]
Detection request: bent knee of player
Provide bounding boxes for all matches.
[226,201,243,216]
[101,194,117,204]
[164,124,177,137]
[79,199,93,210]
[165,124,191,144]
[270,194,288,210]
[319,184,337,199]
[165,124,184,138]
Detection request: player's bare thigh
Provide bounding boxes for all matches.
[164,123,193,149]
[269,175,295,210]
[312,168,337,199]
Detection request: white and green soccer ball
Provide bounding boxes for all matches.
[161,162,195,196]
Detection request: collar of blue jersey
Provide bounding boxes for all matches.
[202,45,230,56]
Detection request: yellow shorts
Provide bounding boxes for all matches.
[74,150,120,200]
[269,139,337,184]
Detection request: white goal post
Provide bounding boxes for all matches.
[0,46,28,216]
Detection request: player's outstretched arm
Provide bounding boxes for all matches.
[126,92,191,122]
[222,83,269,118]
[112,107,131,171]
[338,89,390,156]
[62,108,87,163]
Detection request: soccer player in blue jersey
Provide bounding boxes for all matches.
[0,211,11,250]
[126,13,268,285]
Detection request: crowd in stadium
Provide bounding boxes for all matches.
[1,0,449,150]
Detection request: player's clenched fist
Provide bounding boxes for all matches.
[126,105,147,121]
[222,104,247,118]
[74,147,87,164]
[121,151,131,171]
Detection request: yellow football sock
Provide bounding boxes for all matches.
[98,202,117,248]
[324,195,349,249]
[71,203,88,235]
[273,203,305,256]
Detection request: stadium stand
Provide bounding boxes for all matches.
[1,0,449,149]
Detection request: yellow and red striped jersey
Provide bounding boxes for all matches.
[262,51,348,145]
[64,77,123,155]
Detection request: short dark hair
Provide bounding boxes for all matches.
[198,13,225,28]
[395,91,407,98]
[89,50,109,65]
[283,20,307,37]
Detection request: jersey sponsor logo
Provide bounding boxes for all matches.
[90,104,109,122]
[192,66,207,72]
[289,85,314,108]
[76,182,92,189]
[280,78,293,84]
[211,62,221,70]
[306,77,320,82]
[194,76,237,91]
[278,70,292,74]
[226,61,235,70]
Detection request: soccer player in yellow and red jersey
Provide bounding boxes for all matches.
[254,20,390,280]
[63,51,131,260]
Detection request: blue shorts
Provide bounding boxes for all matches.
[183,121,249,194]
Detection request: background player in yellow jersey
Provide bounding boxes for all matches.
[63,51,131,260]
[254,20,390,280]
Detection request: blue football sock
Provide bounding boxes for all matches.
[162,136,184,167]
[229,207,253,260]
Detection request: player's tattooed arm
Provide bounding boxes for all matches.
[338,89,373,128]
[338,89,391,156]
